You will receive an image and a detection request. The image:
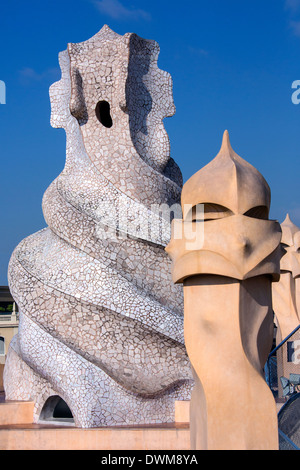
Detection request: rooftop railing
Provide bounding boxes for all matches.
[0,313,19,323]
[265,324,300,450]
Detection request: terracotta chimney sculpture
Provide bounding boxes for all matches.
[166,131,281,450]
[273,214,300,341]
[272,215,300,397]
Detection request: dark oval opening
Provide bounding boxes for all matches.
[95,100,113,128]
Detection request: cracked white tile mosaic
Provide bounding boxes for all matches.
[3,25,193,427]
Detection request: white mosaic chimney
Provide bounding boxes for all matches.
[4,26,193,427]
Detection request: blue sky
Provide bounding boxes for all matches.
[0,0,300,285]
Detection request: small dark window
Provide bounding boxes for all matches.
[0,337,4,356]
[287,341,295,362]
[95,100,113,128]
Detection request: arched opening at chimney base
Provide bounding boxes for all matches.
[39,395,74,425]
